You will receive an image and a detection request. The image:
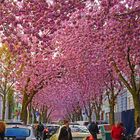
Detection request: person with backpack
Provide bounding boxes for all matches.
[111,122,124,140]
[36,122,44,140]
[88,121,99,140]
[119,122,127,140]
[58,120,72,140]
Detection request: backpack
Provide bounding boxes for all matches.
[38,124,44,132]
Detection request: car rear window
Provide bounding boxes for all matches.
[5,128,30,137]
[47,126,59,131]
[70,126,89,133]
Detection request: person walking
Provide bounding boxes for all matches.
[34,121,39,137]
[111,122,124,140]
[35,121,44,140]
[37,122,44,139]
[0,121,6,140]
[58,120,72,140]
[119,122,127,140]
[88,121,99,140]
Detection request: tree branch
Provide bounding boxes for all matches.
[113,61,133,94]
[6,81,15,93]
[115,8,140,17]
[127,47,137,92]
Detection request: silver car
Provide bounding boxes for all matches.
[50,125,91,140]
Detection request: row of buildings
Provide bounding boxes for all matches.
[102,91,134,123]
[82,90,135,135]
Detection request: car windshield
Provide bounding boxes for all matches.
[5,128,30,138]
[48,126,59,131]
[78,126,89,131]
[70,125,89,133]
[6,122,23,125]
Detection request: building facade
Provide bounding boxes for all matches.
[101,89,134,123]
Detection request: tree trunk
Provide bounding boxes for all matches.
[132,93,140,128]
[43,107,48,123]
[88,110,92,123]
[2,94,6,121]
[72,114,75,122]
[33,108,37,123]
[96,111,100,121]
[21,93,28,124]
[8,93,13,120]
[80,110,83,121]
[8,102,12,120]
[42,112,46,123]
[28,103,32,124]
[109,104,115,125]
[21,104,28,124]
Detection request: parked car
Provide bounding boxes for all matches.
[6,120,24,125]
[43,124,60,140]
[76,121,89,127]
[131,127,140,140]
[5,125,36,140]
[70,122,80,125]
[50,125,92,140]
[96,120,108,125]
[70,125,94,140]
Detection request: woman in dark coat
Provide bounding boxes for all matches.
[58,120,72,140]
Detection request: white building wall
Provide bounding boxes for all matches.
[115,90,127,113]
[114,89,134,113]
[102,89,134,122]
[82,90,134,122]
[127,92,134,110]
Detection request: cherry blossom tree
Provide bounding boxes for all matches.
[0,0,87,51]
[0,0,140,127]
[0,0,89,123]
[98,0,140,127]
[103,70,123,124]
[51,7,109,121]
[50,0,140,127]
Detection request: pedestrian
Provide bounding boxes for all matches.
[37,122,44,139]
[111,122,124,140]
[0,121,6,140]
[119,122,127,140]
[35,121,44,140]
[58,119,72,140]
[34,121,39,137]
[88,121,99,140]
